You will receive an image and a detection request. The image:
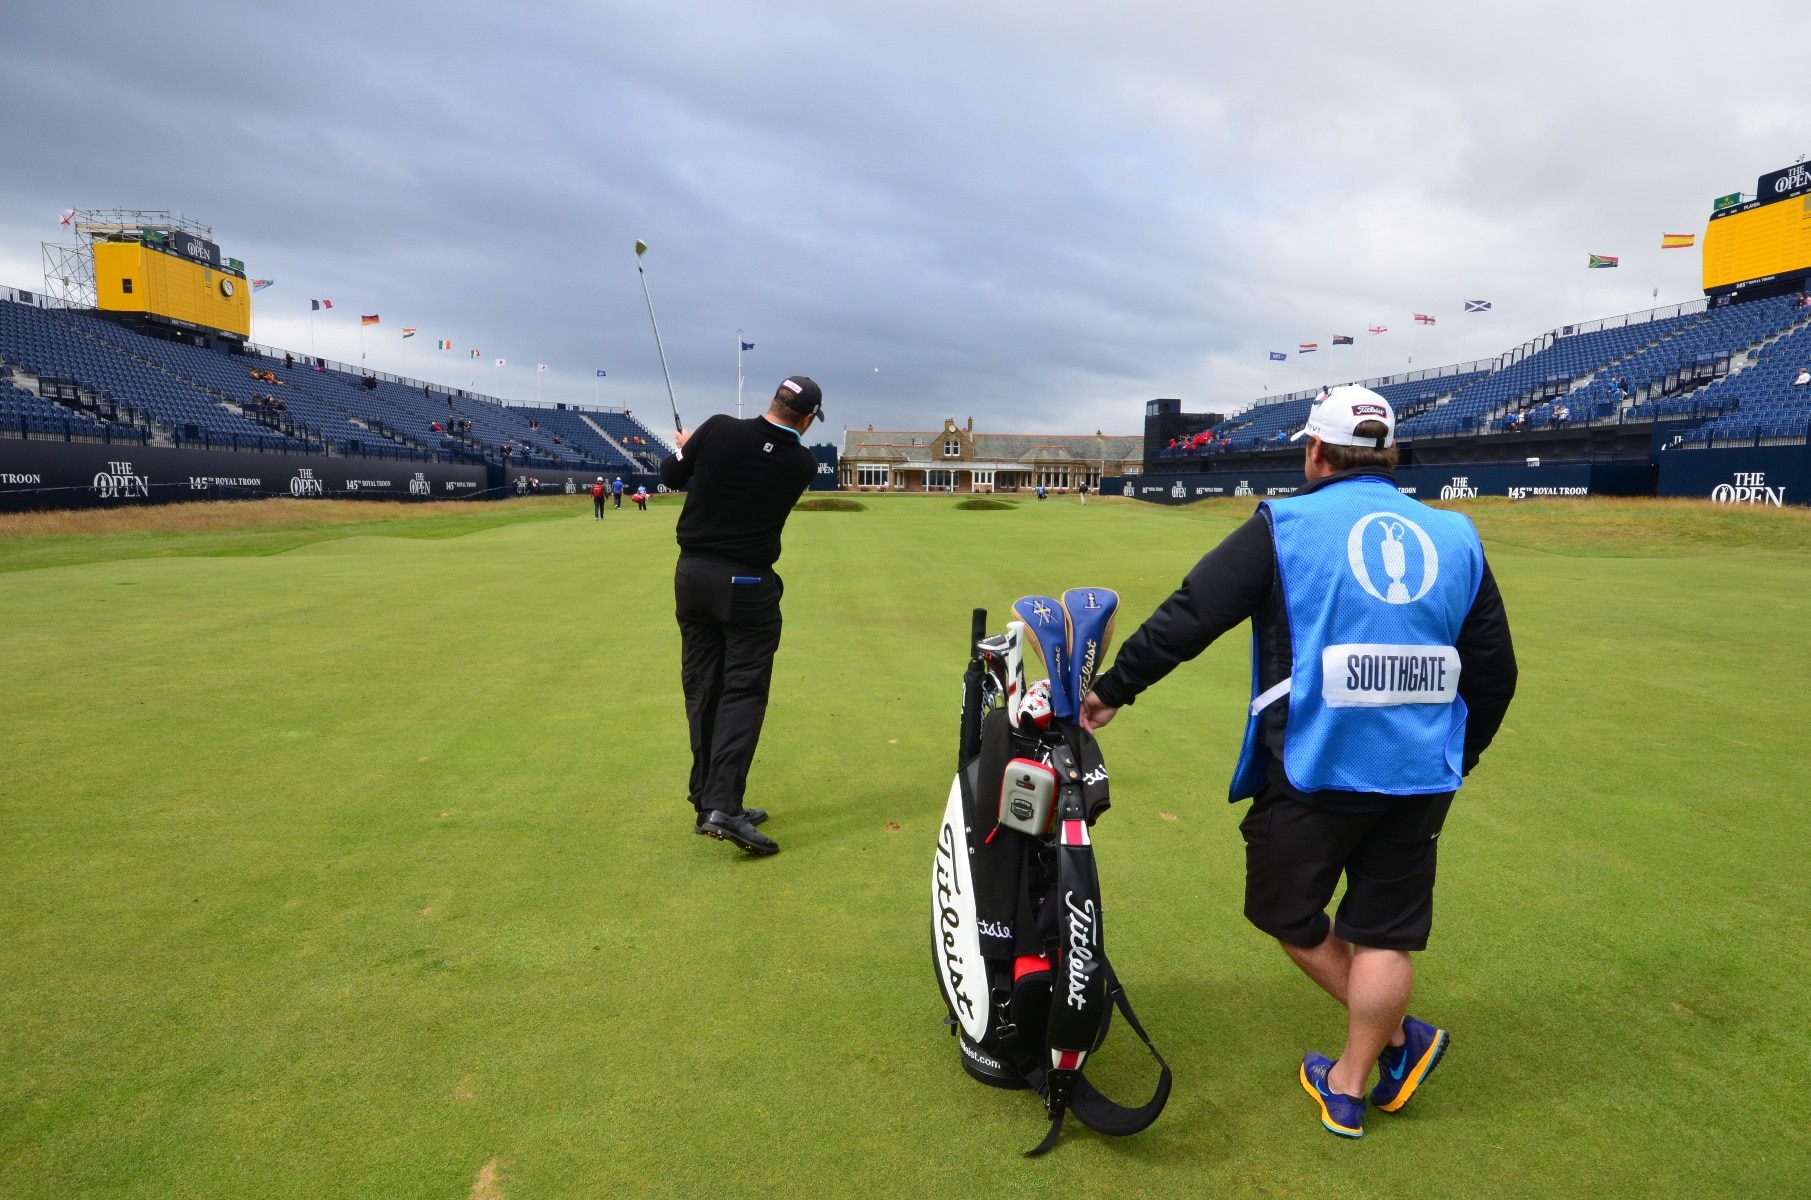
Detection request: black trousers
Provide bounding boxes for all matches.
[674,557,784,815]
[594,496,605,518]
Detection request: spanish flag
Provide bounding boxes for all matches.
[1661,233,1696,249]
[360,313,380,326]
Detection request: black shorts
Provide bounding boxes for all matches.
[1238,784,1453,952]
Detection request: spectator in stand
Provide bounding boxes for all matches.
[1793,367,1810,387]
[1553,403,1570,427]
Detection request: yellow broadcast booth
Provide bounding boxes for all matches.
[93,235,251,340]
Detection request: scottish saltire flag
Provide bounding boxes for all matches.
[251,279,273,292]
[1333,334,1354,345]
[595,369,607,377]
[1588,254,1619,268]
[1661,233,1695,249]
[360,314,380,326]
[1369,325,1387,335]
[1464,300,1491,313]
[437,339,452,350]
[1299,342,1318,353]
[741,341,755,351]
[402,327,417,338]
[1269,351,1287,361]
[312,298,332,311]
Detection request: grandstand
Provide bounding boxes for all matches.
[1151,293,1811,467]
[0,285,672,477]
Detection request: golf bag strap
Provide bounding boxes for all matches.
[1067,968,1172,1137]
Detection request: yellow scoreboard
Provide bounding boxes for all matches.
[93,240,251,339]
[1702,192,1811,294]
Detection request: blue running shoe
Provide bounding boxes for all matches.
[1300,1053,1365,1138]
[1371,1015,1449,1113]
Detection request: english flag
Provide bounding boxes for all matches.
[1369,325,1388,335]
[1414,312,1436,325]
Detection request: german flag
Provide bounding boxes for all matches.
[1661,233,1695,249]
[360,313,381,325]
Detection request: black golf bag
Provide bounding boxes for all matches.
[931,602,1171,1156]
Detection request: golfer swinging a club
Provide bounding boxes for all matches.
[1079,386,1517,1138]
[661,376,824,855]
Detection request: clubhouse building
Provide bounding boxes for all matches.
[837,418,1143,493]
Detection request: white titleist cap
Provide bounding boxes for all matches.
[1290,385,1396,448]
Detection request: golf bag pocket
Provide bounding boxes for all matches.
[999,758,1058,836]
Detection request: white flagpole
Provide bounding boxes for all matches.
[736,328,744,419]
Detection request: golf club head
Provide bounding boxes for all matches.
[1012,596,1075,721]
[1060,588,1119,705]
[635,239,648,257]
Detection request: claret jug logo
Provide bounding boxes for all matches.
[1711,472,1785,506]
[93,460,149,499]
[1347,512,1440,604]
[290,467,324,496]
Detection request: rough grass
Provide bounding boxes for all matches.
[0,493,1806,1198]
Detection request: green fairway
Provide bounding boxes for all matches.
[2,494,1807,1198]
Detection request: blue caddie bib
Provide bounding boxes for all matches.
[1228,475,1484,801]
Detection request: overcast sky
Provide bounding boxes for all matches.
[2,1,1807,435]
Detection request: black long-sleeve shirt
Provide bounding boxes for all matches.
[659,414,819,571]
[1091,469,1518,808]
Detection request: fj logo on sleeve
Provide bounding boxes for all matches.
[763,442,773,453]
[1346,513,1439,604]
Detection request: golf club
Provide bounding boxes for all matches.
[634,239,684,433]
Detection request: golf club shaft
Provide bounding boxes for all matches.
[635,260,683,432]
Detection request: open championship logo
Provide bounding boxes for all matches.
[1711,472,1785,506]
[1170,480,1186,499]
[1347,512,1439,604]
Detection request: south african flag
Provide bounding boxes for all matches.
[1588,254,1619,269]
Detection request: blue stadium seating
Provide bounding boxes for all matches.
[0,296,673,469]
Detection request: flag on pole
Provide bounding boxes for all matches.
[1661,233,1695,249]
[312,299,332,310]
[536,363,548,372]
[1369,325,1387,335]
[1332,334,1354,345]
[251,279,274,292]
[469,349,481,359]
[57,208,76,227]
[741,341,755,351]
[437,339,452,350]
[1414,312,1436,325]
[1298,342,1318,353]
[595,369,607,377]
[1588,254,1619,268]
[360,314,380,326]
[495,358,506,367]
[1463,300,1492,313]
[1268,351,1287,361]
[402,327,417,338]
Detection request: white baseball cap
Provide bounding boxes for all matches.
[1290,385,1395,448]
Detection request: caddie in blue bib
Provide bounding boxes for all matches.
[1229,476,1484,800]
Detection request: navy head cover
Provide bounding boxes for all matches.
[1060,588,1119,708]
[1012,595,1074,720]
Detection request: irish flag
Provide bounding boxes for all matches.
[437,339,452,350]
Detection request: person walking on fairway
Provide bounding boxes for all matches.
[592,477,607,520]
[1080,386,1517,1139]
[612,476,625,508]
[660,376,824,855]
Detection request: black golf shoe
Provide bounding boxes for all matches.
[698,809,779,855]
[694,807,766,831]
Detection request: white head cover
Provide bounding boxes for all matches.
[1290,385,1396,448]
